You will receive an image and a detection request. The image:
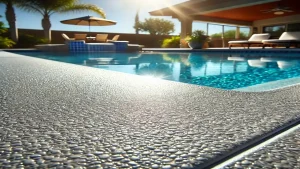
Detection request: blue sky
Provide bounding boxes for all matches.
[0,0,188,34]
[0,0,249,35]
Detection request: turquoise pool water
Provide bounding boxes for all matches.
[13,51,300,90]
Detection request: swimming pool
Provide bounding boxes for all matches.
[12,51,300,90]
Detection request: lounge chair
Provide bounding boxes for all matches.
[74,34,87,40]
[262,32,300,49]
[228,33,271,49]
[107,35,120,42]
[61,33,75,41]
[95,34,108,42]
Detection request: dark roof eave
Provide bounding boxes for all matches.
[149,0,201,16]
[149,8,174,16]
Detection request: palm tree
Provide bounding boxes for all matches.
[0,15,15,48]
[19,0,105,42]
[0,0,19,42]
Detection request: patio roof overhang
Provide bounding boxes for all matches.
[149,0,300,26]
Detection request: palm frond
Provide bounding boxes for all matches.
[47,0,75,11]
[59,4,106,18]
[16,0,45,15]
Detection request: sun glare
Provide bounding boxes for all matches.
[132,0,173,9]
[141,75,165,84]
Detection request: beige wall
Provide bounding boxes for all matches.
[18,29,172,48]
[253,14,300,33]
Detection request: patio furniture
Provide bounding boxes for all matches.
[61,33,75,41]
[74,34,87,40]
[107,35,120,42]
[228,33,271,49]
[85,36,96,43]
[95,34,108,42]
[262,32,300,49]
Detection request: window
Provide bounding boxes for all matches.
[263,25,286,38]
[240,27,250,38]
[223,26,236,39]
[287,23,300,32]
[208,24,223,39]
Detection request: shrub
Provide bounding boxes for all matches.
[0,18,15,48]
[0,36,15,48]
[185,30,209,43]
[138,18,175,35]
[210,30,248,39]
[16,33,48,48]
[161,36,180,48]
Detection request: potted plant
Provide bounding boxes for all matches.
[185,30,209,49]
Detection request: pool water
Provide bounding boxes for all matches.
[13,51,300,90]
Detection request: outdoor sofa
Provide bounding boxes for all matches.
[228,33,271,49]
[262,31,300,49]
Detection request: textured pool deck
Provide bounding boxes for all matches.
[0,51,300,168]
[223,126,300,169]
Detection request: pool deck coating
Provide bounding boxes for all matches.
[224,126,300,169]
[0,51,300,168]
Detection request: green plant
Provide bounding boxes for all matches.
[0,16,15,48]
[137,18,175,35]
[210,30,248,39]
[161,36,180,48]
[185,30,209,43]
[16,33,48,48]
[0,36,15,48]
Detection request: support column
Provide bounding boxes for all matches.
[250,26,253,35]
[178,17,193,48]
[235,26,240,39]
[222,25,225,48]
[206,23,209,35]
[179,17,192,40]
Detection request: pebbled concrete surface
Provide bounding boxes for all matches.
[224,127,300,169]
[0,51,300,168]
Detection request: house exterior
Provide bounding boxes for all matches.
[149,0,300,43]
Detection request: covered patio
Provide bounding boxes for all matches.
[149,0,300,47]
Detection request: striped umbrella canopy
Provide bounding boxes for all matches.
[60,15,117,32]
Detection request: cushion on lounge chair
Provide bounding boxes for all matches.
[111,35,120,41]
[279,32,300,40]
[228,40,249,44]
[262,32,300,48]
[263,32,300,43]
[62,33,74,40]
[228,33,270,44]
[262,39,300,43]
[248,33,271,42]
[96,34,108,42]
[228,33,270,49]
[74,34,87,40]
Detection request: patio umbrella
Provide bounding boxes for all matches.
[60,15,117,33]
